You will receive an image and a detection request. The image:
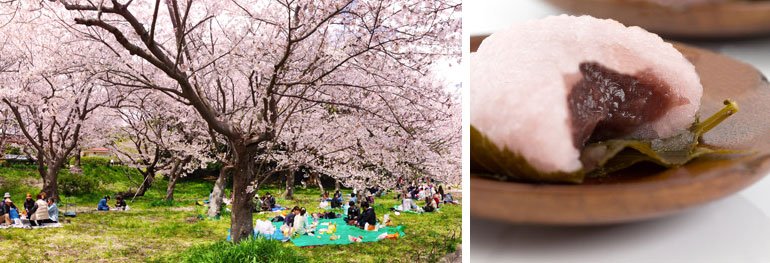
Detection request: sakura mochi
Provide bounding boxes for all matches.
[470,15,725,183]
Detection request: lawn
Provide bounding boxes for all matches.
[0,164,461,262]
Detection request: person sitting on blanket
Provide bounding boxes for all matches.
[115,195,127,211]
[98,195,111,211]
[318,192,330,209]
[346,201,360,225]
[0,197,7,226]
[443,193,459,204]
[357,202,376,229]
[261,192,276,211]
[292,207,312,235]
[4,198,20,225]
[331,190,342,208]
[280,206,302,236]
[423,197,437,213]
[365,192,375,205]
[349,193,357,204]
[432,193,442,209]
[29,193,53,226]
[47,197,59,223]
[284,206,300,228]
[23,193,35,218]
[401,192,420,212]
[2,194,18,225]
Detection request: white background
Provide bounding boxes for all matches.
[467,1,770,262]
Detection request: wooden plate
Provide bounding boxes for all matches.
[544,0,770,39]
[470,35,770,224]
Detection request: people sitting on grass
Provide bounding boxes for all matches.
[365,192,375,205]
[432,193,442,209]
[331,190,342,208]
[47,197,59,223]
[0,198,8,226]
[29,193,53,226]
[23,193,34,218]
[357,202,376,230]
[423,197,437,213]
[279,206,299,236]
[284,206,300,228]
[98,195,111,211]
[346,201,360,225]
[349,193,357,204]
[293,207,310,235]
[3,193,19,225]
[400,192,421,212]
[319,192,330,209]
[115,196,127,211]
[261,192,276,211]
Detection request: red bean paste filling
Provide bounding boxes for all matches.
[568,62,685,148]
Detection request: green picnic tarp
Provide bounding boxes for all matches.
[273,218,406,247]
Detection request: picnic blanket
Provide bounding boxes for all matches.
[0,222,62,229]
[277,218,406,247]
[227,218,406,247]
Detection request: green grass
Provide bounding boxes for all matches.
[0,164,461,262]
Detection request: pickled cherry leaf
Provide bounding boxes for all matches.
[471,100,741,183]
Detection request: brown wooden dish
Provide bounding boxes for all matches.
[470,35,770,224]
[543,0,770,39]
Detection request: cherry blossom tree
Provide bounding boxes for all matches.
[0,4,113,198]
[44,0,461,242]
[84,92,213,199]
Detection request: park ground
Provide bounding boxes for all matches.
[0,162,461,263]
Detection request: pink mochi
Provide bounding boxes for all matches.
[471,15,702,174]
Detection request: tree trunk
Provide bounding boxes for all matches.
[314,173,324,194]
[135,168,155,197]
[335,179,340,192]
[229,147,258,243]
[165,157,190,202]
[283,170,295,200]
[70,149,82,174]
[41,166,59,200]
[207,166,230,218]
[165,175,178,202]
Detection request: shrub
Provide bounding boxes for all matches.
[58,172,100,195]
[80,156,113,167]
[178,238,305,263]
[4,146,21,155]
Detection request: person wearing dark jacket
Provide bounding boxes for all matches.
[331,190,342,208]
[266,193,276,209]
[345,201,360,225]
[23,193,35,218]
[284,206,300,227]
[115,196,127,211]
[0,199,7,226]
[260,192,276,211]
[357,202,376,229]
[3,194,18,224]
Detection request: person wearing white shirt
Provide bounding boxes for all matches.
[293,207,310,235]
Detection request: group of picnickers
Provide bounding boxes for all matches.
[96,195,128,211]
[0,192,59,228]
[261,180,458,240]
[398,179,459,213]
[251,189,380,239]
